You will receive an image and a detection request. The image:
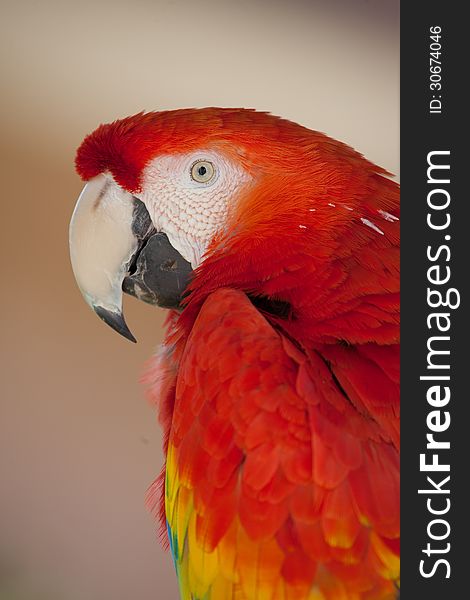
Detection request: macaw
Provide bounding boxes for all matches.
[69,108,399,600]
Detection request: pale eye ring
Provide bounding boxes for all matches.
[190,160,215,184]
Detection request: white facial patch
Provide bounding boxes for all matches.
[135,149,252,267]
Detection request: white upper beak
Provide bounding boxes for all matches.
[69,174,138,341]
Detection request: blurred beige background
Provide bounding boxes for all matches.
[0,1,399,599]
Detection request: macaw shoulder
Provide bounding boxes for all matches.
[173,286,399,452]
[161,288,399,599]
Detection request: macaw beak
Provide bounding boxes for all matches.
[69,174,193,342]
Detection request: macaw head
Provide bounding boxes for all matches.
[70,108,399,343]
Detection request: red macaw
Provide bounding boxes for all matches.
[69,108,399,600]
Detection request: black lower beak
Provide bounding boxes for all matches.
[124,198,193,310]
[123,231,193,309]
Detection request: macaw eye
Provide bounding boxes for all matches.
[190,160,215,183]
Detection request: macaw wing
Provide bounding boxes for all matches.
[163,288,399,600]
